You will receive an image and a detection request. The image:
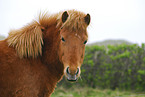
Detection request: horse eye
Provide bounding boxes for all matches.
[61,37,65,42]
[84,40,87,44]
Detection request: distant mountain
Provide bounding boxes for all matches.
[88,39,133,46]
[0,35,5,40]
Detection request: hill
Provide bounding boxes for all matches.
[0,35,5,40]
[0,36,133,46]
[88,39,133,46]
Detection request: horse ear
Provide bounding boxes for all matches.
[84,14,90,25]
[62,11,69,23]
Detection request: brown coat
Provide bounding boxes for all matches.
[0,10,90,97]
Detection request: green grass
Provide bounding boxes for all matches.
[51,87,145,97]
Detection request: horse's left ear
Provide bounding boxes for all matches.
[62,11,69,23]
[84,14,90,25]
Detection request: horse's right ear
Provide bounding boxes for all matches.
[62,11,69,23]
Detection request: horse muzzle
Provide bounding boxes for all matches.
[65,67,80,82]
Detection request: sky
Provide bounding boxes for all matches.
[0,0,145,44]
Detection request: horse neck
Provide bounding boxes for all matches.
[41,24,64,80]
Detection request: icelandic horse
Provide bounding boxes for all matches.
[0,10,90,97]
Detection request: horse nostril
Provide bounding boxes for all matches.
[76,68,79,75]
[66,67,79,75]
[66,67,70,74]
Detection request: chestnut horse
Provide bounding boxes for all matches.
[0,10,90,97]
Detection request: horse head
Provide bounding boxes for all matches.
[58,10,90,82]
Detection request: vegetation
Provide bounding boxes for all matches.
[1,35,145,95]
[58,43,145,91]
[52,87,145,97]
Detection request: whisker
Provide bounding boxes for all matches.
[79,75,82,81]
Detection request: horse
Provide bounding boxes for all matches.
[0,10,90,97]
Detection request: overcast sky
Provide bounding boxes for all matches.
[0,0,145,44]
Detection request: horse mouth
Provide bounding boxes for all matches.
[65,74,79,82]
[67,76,78,82]
[67,79,77,82]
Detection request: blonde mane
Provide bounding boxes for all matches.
[7,10,89,58]
[7,21,43,58]
[56,10,88,31]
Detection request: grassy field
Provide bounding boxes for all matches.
[51,87,145,97]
